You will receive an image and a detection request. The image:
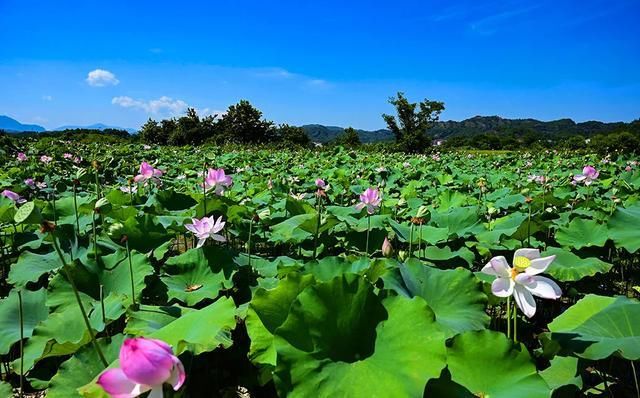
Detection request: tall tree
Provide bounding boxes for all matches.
[217,100,274,144]
[382,92,445,153]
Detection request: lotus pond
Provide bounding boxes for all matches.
[0,142,639,397]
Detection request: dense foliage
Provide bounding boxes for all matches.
[0,140,639,397]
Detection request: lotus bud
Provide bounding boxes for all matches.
[382,237,393,258]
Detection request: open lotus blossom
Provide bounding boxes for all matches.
[527,174,548,185]
[185,216,225,248]
[482,249,562,318]
[134,162,163,184]
[356,187,382,214]
[2,190,26,204]
[97,337,185,398]
[40,155,52,164]
[24,178,35,188]
[315,178,326,189]
[573,166,599,185]
[120,185,138,194]
[202,168,233,195]
[63,153,73,159]
[36,181,47,189]
[17,152,27,162]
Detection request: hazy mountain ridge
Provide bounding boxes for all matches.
[302,116,635,143]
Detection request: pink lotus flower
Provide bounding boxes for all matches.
[97,337,185,398]
[625,165,632,172]
[40,155,52,164]
[134,162,163,184]
[63,153,73,159]
[573,166,599,186]
[482,248,562,318]
[73,156,83,164]
[382,237,393,258]
[1,190,26,204]
[24,178,35,188]
[356,187,382,215]
[17,152,27,162]
[315,178,326,189]
[202,168,232,195]
[185,216,226,248]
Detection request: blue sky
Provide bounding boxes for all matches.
[1,0,639,130]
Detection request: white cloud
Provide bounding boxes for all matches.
[112,95,189,116]
[41,95,53,101]
[86,69,120,87]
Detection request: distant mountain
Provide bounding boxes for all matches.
[54,123,137,134]
[0,115,45,132]
[301,116,635,143]
[301,124,393,143]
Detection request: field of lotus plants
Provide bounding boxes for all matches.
[0,140,639,397]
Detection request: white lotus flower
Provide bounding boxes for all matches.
[481,249,562,318]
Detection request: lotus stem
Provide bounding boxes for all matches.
[73,184,80,235]
[18,290,24,398]
[365,214,371,256]
[50,233,108,367]
[248,217,253,267]
[506,296,511,339]
[313,196,322,259]
[92,212,98,261]
[408,223,414,259]
[125,239,138,310]
[100,284,110,342]
[632,360,639,398]
[512,300,517,343]
[202,163,207,217]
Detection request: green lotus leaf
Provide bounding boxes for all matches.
[392,259,489,337]
[542,247,612,282]
[0,288,48,355]
[440,330,550,398]
[160,246,235,306]
[546,294,640,360]
[124,304,194,335]
[46,334,124,398]
[246,273,315,368]
[388,219,449,245]
[555,217,608,249]
[430,206,482,238]
[607,205,640,253]
[8,248,62,287]
[273,274,446,397]
[539,356,583,391]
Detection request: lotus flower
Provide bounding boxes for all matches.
[17,152,27,162]
[356,187,381,214]
[202,168,232,195]
[481,249,562,318]
[25,178,35,188]
[527,175,548,185]
[134,162,163,184]
[63,153,73,159]
[40,155,52,164]
[382,237,393,257]
[185,216,225,248]
[1,190,26,204]
[120,185,138,194]
[573,166,599,186]
[97,337,185,398]
[315,178,326,189]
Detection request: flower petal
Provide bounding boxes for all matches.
[97,368,151,398]
[168,358,186,390]
[196,238,207,248]
[491,277,514,298]
[523,276,562,299]
[513,248,540,261]
[513,285,537,318]
[489,256,511,278]
[525,255,556,275]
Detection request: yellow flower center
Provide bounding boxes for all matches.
[513,256,531,270]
